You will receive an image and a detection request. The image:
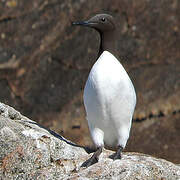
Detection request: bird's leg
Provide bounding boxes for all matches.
[84,146,97,154]
[113,145,123,160]
[81,146,102,168]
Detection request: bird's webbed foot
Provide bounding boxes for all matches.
[81,147,102,168]
[113,145,123,160]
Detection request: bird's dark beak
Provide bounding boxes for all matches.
[72,21,89,26]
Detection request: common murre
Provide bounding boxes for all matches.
[73,14,136,167]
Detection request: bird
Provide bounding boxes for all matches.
[72,14,136,167]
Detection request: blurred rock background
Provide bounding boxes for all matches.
[0,0,179,163]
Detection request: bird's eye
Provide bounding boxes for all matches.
[101,18,106,22]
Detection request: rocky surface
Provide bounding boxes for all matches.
[0,0,180,163]
[0,102,180,180]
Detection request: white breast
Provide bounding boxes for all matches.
[83,51,136,149]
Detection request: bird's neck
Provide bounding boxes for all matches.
[98,30,117,58]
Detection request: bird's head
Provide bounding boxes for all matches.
[72,14,116,33]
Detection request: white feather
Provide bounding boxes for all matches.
[83,51,136,149]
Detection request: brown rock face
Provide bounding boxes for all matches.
[0,1,180,163]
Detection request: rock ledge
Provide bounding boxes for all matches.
[0,102,179,179]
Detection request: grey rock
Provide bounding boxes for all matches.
[0,102,180,179]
